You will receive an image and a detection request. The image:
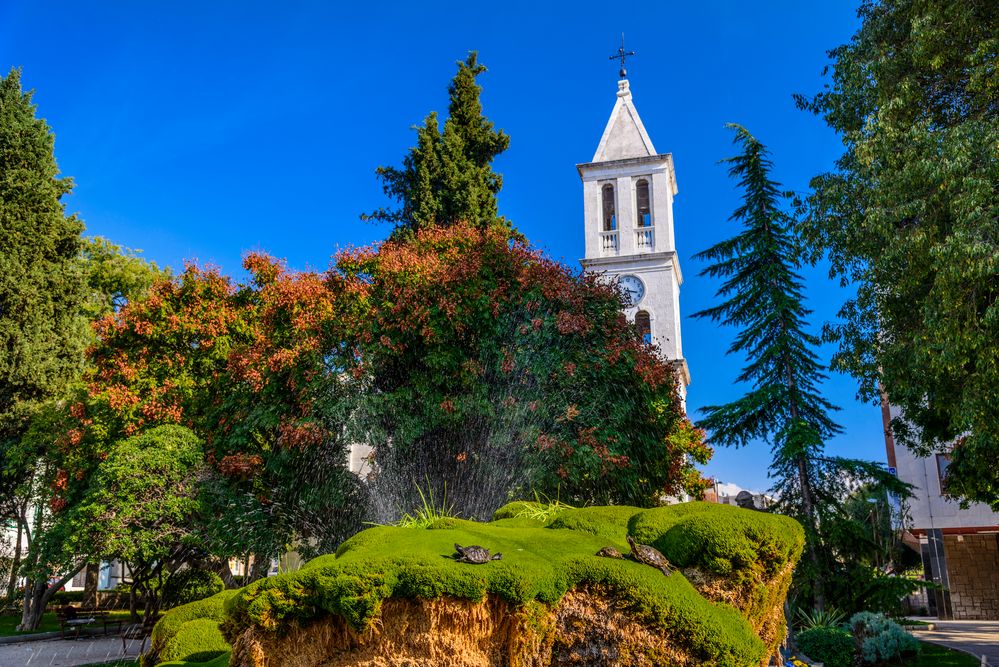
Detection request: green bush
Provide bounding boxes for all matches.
[162,570,225,608]
[150,589,238,660]
[850,611,919,665]
[797,627,854,667]
[156,653,230,667]
[158,618,229,663]
[49,590,86,605]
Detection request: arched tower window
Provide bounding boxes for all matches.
[635,310,652,344]
[636,179,651,227]
[601,184,616,231]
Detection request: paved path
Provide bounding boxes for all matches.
[0,636,145,666]
[912,618,999,666]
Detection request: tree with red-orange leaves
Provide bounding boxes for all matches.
[85,256,366,560]
[333,222,710,518]
[205,252,366,558]
[86,262,251,439]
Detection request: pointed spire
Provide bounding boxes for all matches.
[592,79,657,162]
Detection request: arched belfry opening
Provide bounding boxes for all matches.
[601,183,616,230]
[635,310,652,344]
[636,179,651,227]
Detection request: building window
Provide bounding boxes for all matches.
[602,184,616,231]
[936,453,951,491]
[635,310,652,344]
[636,179,651,227]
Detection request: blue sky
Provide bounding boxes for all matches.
[0,1,885,492]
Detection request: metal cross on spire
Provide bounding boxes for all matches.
[609,33,636,79]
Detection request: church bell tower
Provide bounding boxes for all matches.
[579,77,690,394]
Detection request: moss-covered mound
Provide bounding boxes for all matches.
[153,502,803,667]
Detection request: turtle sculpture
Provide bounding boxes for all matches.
[596,546,624,559]
[626,535,672,576]
[454,543,502,564]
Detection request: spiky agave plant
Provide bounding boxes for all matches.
[795,606,847,631]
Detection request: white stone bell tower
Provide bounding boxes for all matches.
[579,78,690,393]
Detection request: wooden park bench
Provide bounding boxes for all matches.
[55,605,96,639]
[83,607,126,635]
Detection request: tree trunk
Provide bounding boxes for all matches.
[217,558,236,589]
[17,564,85,631]
[783,344,826,613]
[249,553,270,583]
[784,600,797,652]
[5,519,23,602]
[128,575,141,622]
[82,562,100,608]
[795,453,826,611]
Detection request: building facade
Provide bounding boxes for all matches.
[578,78,689,395]
[883,399,999,619]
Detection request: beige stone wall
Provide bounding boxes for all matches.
[944,534,999,619]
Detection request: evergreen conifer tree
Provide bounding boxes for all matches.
[0,68,87,437]
[693,124,840,610]
[364,52,512,237]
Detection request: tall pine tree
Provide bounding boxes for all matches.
[693,124,840,610]
[363,52,512,238]
[0,68,87,438]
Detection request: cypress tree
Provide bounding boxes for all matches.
[0,68,87,436]
[693,124,840,610]
[364,52,512,237]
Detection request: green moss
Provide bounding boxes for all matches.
[631,502,804,578]
[492,501,543,520]
[546,505,640,543]
[225,502,803,666]
[158,618,230,663]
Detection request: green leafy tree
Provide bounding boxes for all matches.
[0,67,87,440]
[0,68,168,624]
[2,239,164,624]
[693,124,843,610]
[80,236,167,321]
[797,0,999,507]
[364,52,514,238]
[50,425,207,621]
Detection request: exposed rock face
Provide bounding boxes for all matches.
[230,591,699,667]
[229,569,794,667]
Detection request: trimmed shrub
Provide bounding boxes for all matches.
[157,653,230,667]
[150,589,238,659]
[850,611,919,665]
[162,570,225,608]
[49,590,86,604]
[158,618,229,663]
[797,627,854,667]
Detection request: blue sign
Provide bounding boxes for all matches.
[888,466,897,476]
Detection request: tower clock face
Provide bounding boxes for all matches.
[618,274,645,306]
